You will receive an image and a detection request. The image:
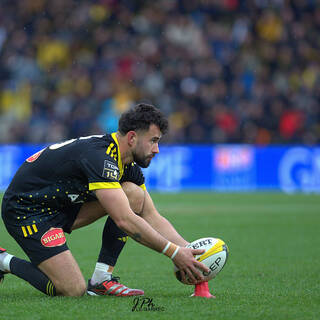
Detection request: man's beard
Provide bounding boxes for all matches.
[133,151,153,168]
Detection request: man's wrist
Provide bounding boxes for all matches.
[162,241,180,259]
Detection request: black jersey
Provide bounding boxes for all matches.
[2,133,145,226]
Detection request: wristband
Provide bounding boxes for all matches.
[162,241,171,254]
[162,241,180,259]
[170,246,180,260]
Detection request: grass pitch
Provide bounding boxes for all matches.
[0,192,319,320]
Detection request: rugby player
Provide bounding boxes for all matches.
[0,103,209,297]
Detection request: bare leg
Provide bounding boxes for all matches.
[38,250,86,296]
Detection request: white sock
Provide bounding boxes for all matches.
[0,252,14,272]
[90,262,114,285]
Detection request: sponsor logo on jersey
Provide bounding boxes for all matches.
[41,228,66,247]
[102,160,119,180]
[26,148,45,162]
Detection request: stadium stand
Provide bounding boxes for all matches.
[0,0,319,144]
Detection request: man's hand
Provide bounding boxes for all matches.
[172,247,210,285]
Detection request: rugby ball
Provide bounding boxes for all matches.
[174,237,229,284]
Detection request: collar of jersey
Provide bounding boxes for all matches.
[111,132,124,179]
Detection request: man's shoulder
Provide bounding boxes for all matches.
[76,134,111,152]
[85,133,116,149]
[79,134,119,168]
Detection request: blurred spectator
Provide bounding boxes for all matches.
[0,0,319,145]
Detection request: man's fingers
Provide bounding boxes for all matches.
[193,265,206,281]
[195,260,210,274]
[174,247,209,284]
[186,268,205,284]
[184,263,206,284]
[190,248,205,256]
[189,248,209,278]
[185,268,198,284]
[180,269,187,283]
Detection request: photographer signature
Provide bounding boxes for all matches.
[132,297,165,312]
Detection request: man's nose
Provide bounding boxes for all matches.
[152,143,159,154]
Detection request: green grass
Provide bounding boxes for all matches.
[1,192,319,320]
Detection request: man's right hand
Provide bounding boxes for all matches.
[172,247,210,285]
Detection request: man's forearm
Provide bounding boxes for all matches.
[96,188,168,253]
[146,214,189,247]
[141,191,189,247]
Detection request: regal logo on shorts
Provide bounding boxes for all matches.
[41,228,66,247]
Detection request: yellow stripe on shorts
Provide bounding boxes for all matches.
[26,225,33,235]
[21,226,28,237]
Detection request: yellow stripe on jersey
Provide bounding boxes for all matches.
[111,132,124,180]
[139,184,146,191]
[89,182,121,190]
[32,224,38,233]
[111,148,117,159]
[106,143,115,156]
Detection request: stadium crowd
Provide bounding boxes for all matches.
[0,0,319,145]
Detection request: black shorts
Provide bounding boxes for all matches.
[2,205,81,266]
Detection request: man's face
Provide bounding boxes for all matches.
[132,124,162,168]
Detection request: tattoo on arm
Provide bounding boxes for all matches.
[132,233,142,243]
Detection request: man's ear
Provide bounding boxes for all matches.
[127,131,137,147]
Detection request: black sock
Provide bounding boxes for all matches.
[98,217,128,266]
[10,257,56,296]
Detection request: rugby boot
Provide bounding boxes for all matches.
[0,248,9,283]
[87,276,144,297]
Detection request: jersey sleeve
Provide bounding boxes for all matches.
[79,148,121,191]
[120,162,146,190]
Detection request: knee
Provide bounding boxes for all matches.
[55,279,86,297]
[121,182,145,215]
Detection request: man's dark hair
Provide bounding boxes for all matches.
[118,103,168,135]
